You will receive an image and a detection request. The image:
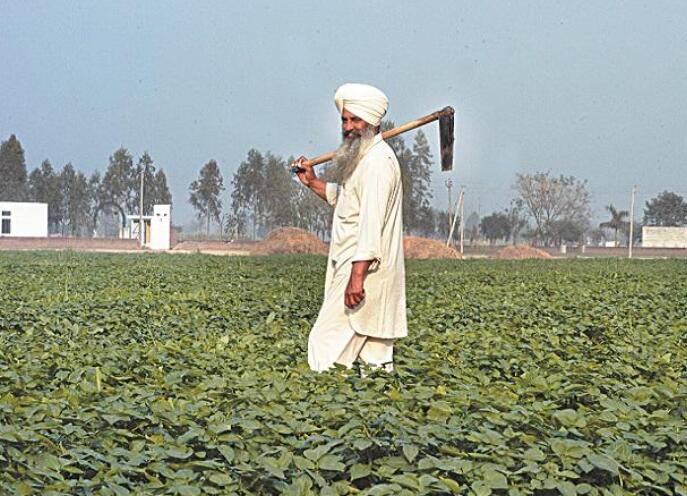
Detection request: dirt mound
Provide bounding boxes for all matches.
[404,236,462,259]
[256,227,328,255]
[256,229,461,259]
[496,245,552,259]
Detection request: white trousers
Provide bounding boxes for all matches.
[308,324,394,372]
[308,263,394,372]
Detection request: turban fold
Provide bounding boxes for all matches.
[334,83,388,126]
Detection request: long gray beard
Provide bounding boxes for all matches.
[332,127,376,183]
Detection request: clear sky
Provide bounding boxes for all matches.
[2,1,686,227]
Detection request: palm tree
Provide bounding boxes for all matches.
[599,204,629,246]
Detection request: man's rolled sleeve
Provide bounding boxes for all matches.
[325,182,339,207]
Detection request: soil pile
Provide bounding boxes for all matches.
[404,236,462,259]
[256,227,328,255]
[496,245,552,259]
[256,229,462,259]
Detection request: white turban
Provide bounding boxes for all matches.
[334,83,388,126]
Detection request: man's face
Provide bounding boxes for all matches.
[341,109,369,141]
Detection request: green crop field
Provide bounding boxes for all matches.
[0,252,685,496]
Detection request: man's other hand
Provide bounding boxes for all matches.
[345,272,366,309]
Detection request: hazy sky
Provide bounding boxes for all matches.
[2,1,686,227]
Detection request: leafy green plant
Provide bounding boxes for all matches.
[0,252,685,495]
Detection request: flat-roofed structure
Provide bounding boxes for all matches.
[0,202,48,238]
[125,204,172,250]
[642,226,687,248]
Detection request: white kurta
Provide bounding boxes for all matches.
[308,133,407,371]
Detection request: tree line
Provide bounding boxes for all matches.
[187,125,457,239]
[478,172,687,246]
[0,134,172,236]
[5,130,684,246]
[188,125,687,246]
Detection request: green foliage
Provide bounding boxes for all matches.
[152,169,173,206]
[128,152,172,217]
[515,172,591,246]
[479,212,510,243]
[383,121,417,235]
[229,149,266,239]
[0,134,28,201]
[59,163,92,236]
[189,159,225,235]
[599,205,630,246]
[228,126,444,240]
[28,159,63,233]
[101,147,138,213]
[546,218,586,246]
[409,130,435,235]
[505,199,528,245]
[289,160,335,240]
[0,253,685,495]
[643,191,687,227]
[3,139,170,237]
[228,151,301,239]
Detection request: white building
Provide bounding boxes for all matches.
[642,226,687,248]
[0,202,48,237]
[125,204,172,250]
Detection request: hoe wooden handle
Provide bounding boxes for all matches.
[298,106,454,168]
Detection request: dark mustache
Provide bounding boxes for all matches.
[343,129,362,139]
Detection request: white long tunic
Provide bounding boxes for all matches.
[317,133,407,340]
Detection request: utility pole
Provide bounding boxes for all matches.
[629,185,637,259]
[446,187,465,250]
[459,187,465,255]
[139,163,146,247]
[445,178,453,235]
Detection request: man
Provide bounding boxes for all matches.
[294,83,407,372]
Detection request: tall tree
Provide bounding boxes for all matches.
[287,161,336,240]
[464,211,481,245]
[599,204,629,245]
[129,152,171,216]
[59,163,91,236]
[643,191,687,227]
[262,153,296,232]
[433,209,456,242]
[229,149,266,239]
[134,152,154,215]
[0,134,28,201]
[89,171,109,235]
[101,147,137,214]
[480,212,510,244]
[515,171,591,246]
[28,159,63,233]
[415,206,436,237]
[382,121,415,233]
[409,130,434,234]
[505,199,528,245]
[90,170,127,237]
[189,159,224,235]
[548,219,585,246]
[150,169,173,206]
